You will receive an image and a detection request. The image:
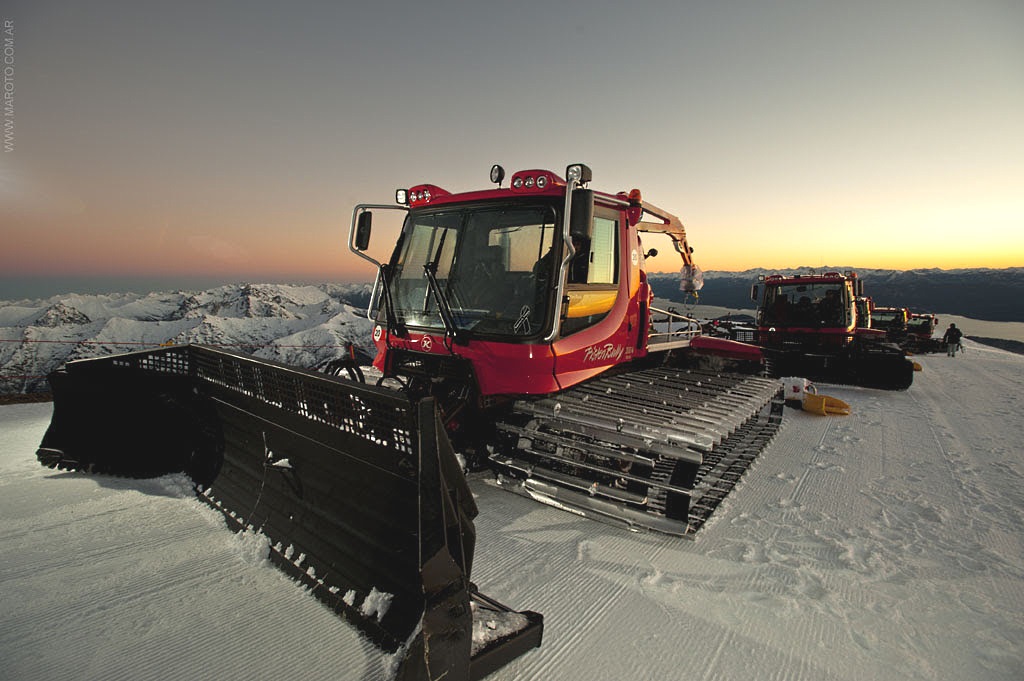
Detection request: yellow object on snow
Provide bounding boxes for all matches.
[912,361,923,371]
[802,392,851,416]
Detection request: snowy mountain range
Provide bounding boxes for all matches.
[0,283,375,396]
[651,266,1024,322]
[3,267,1022,396]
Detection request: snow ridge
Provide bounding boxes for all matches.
[0,283,375,394]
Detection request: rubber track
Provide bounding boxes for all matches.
[685,394,783,533]
[491,367,784,536]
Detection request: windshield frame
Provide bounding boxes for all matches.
[760,280,851,328]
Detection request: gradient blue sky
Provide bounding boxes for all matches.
[2,0,1022,296]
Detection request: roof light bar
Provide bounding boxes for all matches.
[509,169,564,192]
[403,184,451,206]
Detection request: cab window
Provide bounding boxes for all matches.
[585,217,617,284]
[562,214,619,335]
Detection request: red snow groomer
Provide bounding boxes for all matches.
[905,313,943,353]
[751,271,916,390]
[37,163,784,680]
[352,163,781,537]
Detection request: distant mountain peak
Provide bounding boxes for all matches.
[36,301,92,328]
[0,282,376,396]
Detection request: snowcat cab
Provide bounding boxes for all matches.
[751,272,915,390]
[351,165,708,408]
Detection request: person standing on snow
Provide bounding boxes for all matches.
[941,323,963,357]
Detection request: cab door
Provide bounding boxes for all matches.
[551,208,637,388]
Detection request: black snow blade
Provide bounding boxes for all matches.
[37,344,542,681]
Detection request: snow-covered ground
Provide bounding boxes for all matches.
[1,341,1022,680]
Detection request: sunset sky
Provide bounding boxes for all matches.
[2,1,1023,297]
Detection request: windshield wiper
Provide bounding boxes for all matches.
[423,262,467,347]
[418,227,468,348]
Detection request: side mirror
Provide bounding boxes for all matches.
[750,284,759,302]
[569,189,594,240]
[355,211,373,251]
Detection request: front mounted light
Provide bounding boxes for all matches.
[396,188,408,205]
[565,163,593,185]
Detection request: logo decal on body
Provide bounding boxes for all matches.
[420,335,433,352]
[583,343,625,363]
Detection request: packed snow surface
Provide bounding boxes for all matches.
[1,341,1023,680]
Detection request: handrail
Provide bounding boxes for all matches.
[647,305,701,348]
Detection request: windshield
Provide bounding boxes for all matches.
[873,310,901,324]
[385,202,559,338]
[907,318,932,333]
[761,281,849,327]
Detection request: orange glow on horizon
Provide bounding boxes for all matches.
[5,185,1020,283]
